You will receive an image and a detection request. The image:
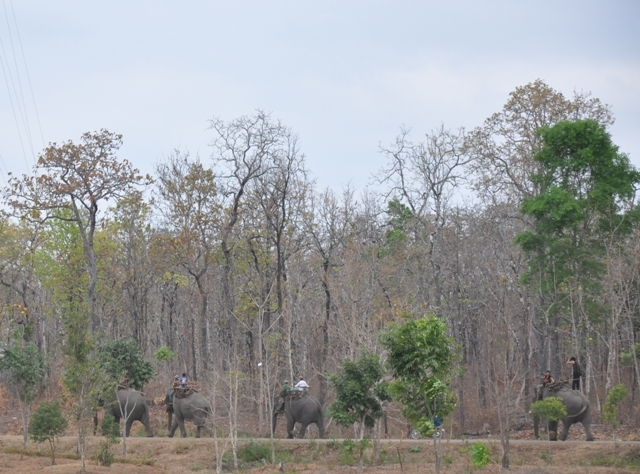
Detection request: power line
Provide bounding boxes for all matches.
[0,38,30,169]
[8,0,44,149]
[2,0,35,165]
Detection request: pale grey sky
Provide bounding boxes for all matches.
[1,1,639,192]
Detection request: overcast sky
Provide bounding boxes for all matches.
[1,1,639,193]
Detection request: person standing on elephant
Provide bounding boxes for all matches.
[567,357,582,390]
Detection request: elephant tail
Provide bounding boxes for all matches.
[567,403,588,419]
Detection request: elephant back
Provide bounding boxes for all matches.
[287,394,323,414]
[175,392,210,410]
[117,388,147,407]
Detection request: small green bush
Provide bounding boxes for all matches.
[339,439,356,464]
[96,416,120,467]
[237,440,270,463]
[408,445,422,453]
[471,442,491,469]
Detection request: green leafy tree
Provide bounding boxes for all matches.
[0,342,47,447]
[329,352,391,439]
[379,315,458,474]
[31,214,104,474]
[602,383,628,441]
[515,119,640,312]
[97,338,155,391]
[29,401,68,465]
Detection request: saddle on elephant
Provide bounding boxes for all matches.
[289,389,307,400]
[545,381,570,392]
[174,381,201,399]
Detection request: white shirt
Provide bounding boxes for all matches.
[294,380,309,389]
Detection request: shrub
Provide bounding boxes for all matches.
[237,440,271,463]
[96,416,120,467]
[29,401,67,465]
[471,442,491,469]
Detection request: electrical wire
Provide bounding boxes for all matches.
[2,0,35,163]
[8,0,44,149]
[0,37,29,169]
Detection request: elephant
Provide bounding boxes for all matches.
[168,391,212,438]
[272,394,325,439]
[533,382,593,441]
[103,388,154,437]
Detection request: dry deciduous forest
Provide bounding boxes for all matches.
[0,80,639,471]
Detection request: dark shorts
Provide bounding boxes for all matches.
[572,378,580,390]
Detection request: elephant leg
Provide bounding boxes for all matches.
[177,417,187,438]
[316,417,325,439]
[583,421,594,441]
[559,420,570,441]
[141,411,154,437]
[271,412,278,436]
[168,420,179,438]
[286,418,295,439]
[125,418,134,437]
[533,415,540,439]
[195,426,201,438]
[581,410,594,441]
[167,410,173,430]
[548,420,558,441]
[297,422,309,439]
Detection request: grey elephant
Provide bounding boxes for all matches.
[168,391,212,438]
[103,388,154,437]
[533,382,593,441]
[272,394,325,439]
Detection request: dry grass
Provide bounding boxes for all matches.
[1,435,639,473]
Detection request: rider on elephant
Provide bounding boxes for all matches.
[541,370,554,387]
[277,381,290,414]
[293,376,309,396]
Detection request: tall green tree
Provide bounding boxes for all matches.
[329,352,390,440]
[515,120,640,324]
[33,216,105,474]
[380,315,458,474]
[379,315,458,433]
